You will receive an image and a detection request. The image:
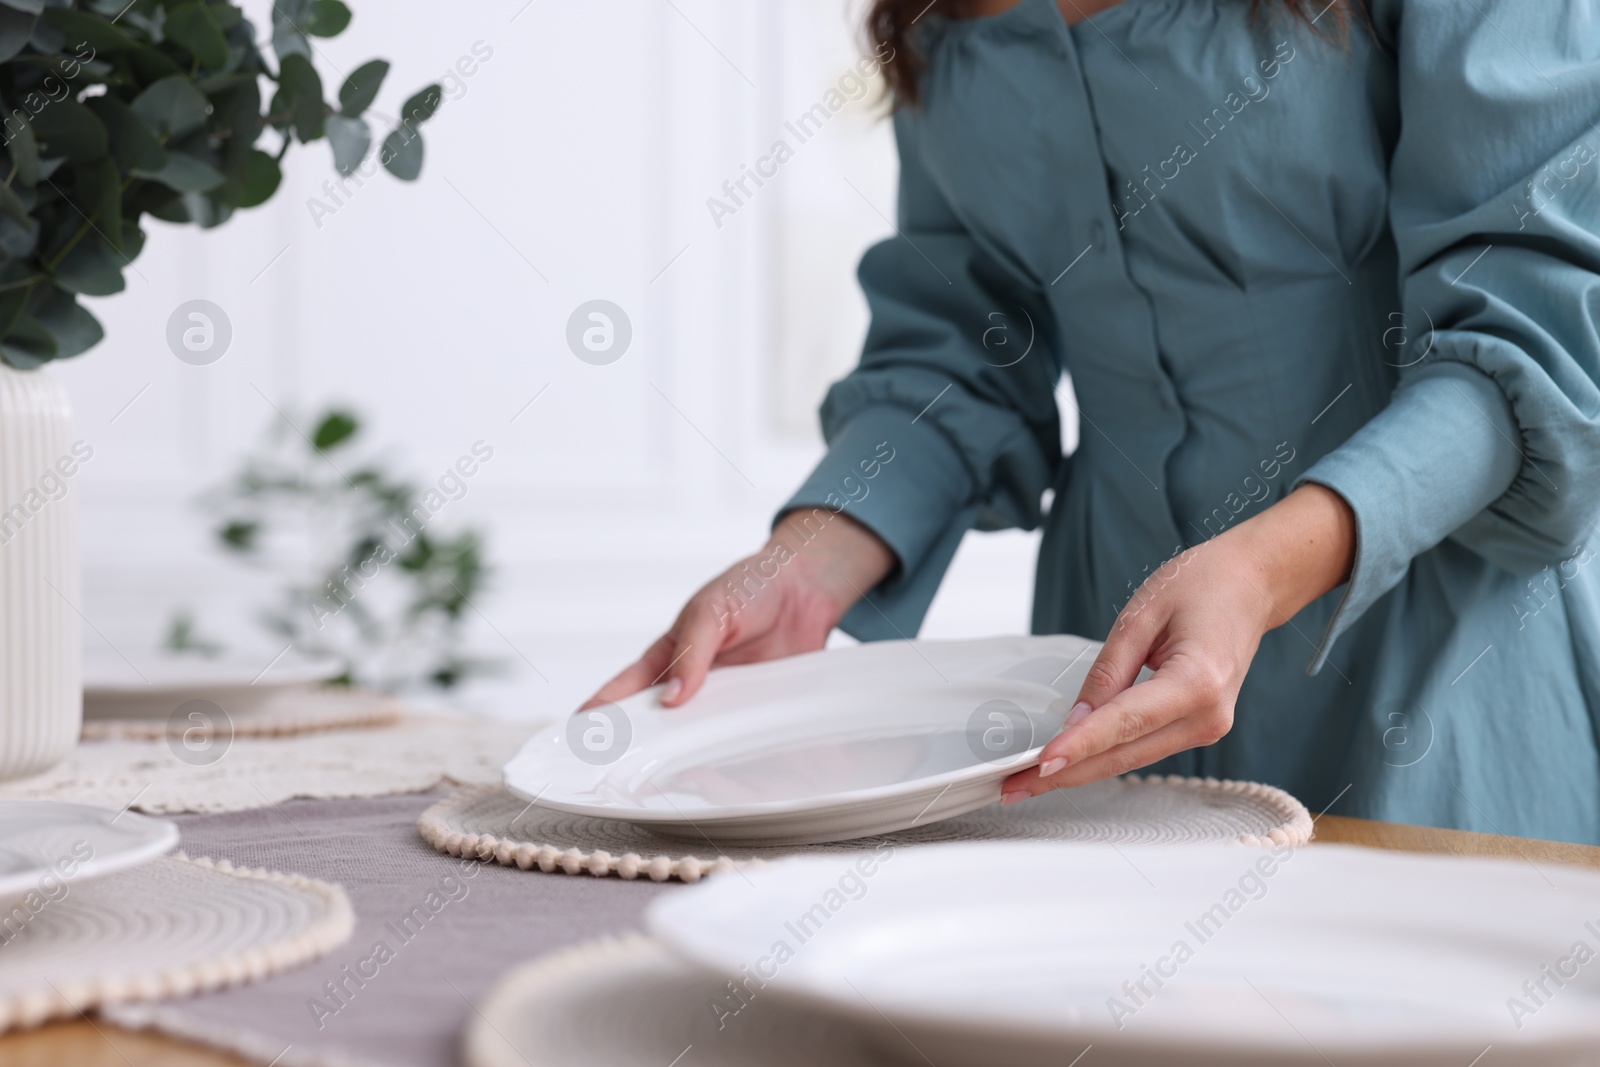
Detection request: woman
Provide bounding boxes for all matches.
[591,0,1600,843]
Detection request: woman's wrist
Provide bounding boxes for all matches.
[770,508,897,616]
[1226,483,1357,630]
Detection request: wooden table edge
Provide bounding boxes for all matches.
[1312,813,1600,869]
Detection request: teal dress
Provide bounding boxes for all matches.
[782,0,1600,843]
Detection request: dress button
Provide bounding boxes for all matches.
[1090,220,1107,250]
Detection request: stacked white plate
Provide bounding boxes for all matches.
[647,841,1600,1065]
[83,646,344,720]
[504,635,1104,845]
[0,801,178,899]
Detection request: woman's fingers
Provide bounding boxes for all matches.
[1037,665,1194,773]
[1034,604,1162,776]
[1003,714,1211,800]
[581,604,725,710]
[655,600,730,706]
[579,634,676,710]
[1010,652,1237,798]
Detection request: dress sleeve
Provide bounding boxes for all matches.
[779,110,1062,641]
[1296,0,1600,670]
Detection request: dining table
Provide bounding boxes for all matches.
[7,801,1600,1067]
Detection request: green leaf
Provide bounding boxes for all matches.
[324,113,368,177]
[41,8,134,53]
[0,284,27,338]
[0,209,37,258]
[312,410,359,450]
[5,118,38,185]
[0,179,30,226]
[28,16,62,54]
[0,314,58,368]
[132,75,211,141]
[338,58,386,115]
[219,519,259,551]
[277,53,324,142]
[76,155,122,251]
[0,6,36,64]
[182,189,232,228]
[305,0,349,37]
[9,53,109,84]
[135,150,224,192]
[165,3,229,71]
[31,100,108,162]
[126,44,185,85]
[211,83,263,199]
[231,148,279,207]
[32,286,102,359]
[399,84,443,127]
[89,96,167,173]
[270,0,310,61]
[271,23,308,61]
[196,72,257,94]
[118,219,146,261]
[379,127,421,180]
[148,193,189,223]
[52,232,125,295]
[210,80,263,144]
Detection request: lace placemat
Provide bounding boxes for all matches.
[2,854,352,1033]
[0,714,537,814]
[82,687,405,741]
[465,935,872,1067]
[421,775,1314,882]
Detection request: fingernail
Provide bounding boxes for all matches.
[1038,757,1067,777]
[661,677,683,704]
[1001,790,1030,806]
[1065,701,1093,728]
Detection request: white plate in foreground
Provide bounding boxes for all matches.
[0,801,179,902]
[503,635,1100,845]
[649,841,1600,1066]
[83,647,344,720]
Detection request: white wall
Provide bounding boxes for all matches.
[48,0,1047,721]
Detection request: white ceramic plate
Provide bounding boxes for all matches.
[650,841,1600,1066]
[503,636,1101,845]
[82,647,345,720]
[0,801,179,901]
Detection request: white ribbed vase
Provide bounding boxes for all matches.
[0,363,80,780]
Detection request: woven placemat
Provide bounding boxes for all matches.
[81,686,404,741]
[0,853,353,1033]
[465,934,878,1067]
[421,774,1313,882]
[1,713,533,815]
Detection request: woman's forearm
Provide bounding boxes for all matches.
[1228,483,1358,630]
[771,508,897,614]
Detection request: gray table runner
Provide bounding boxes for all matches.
[114,792,674,1067]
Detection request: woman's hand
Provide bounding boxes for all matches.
[581,509,896,710]
[1001,484,1357,802]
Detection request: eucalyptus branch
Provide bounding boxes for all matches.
[0,0,441,367]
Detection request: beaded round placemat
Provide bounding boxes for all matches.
[421,774,1313,882]
[465,934,882,1067]
[0,853,353,1032]
[81,686,404,741]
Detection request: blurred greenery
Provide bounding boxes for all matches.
[178,407,498,692]
[0,0,442,368]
